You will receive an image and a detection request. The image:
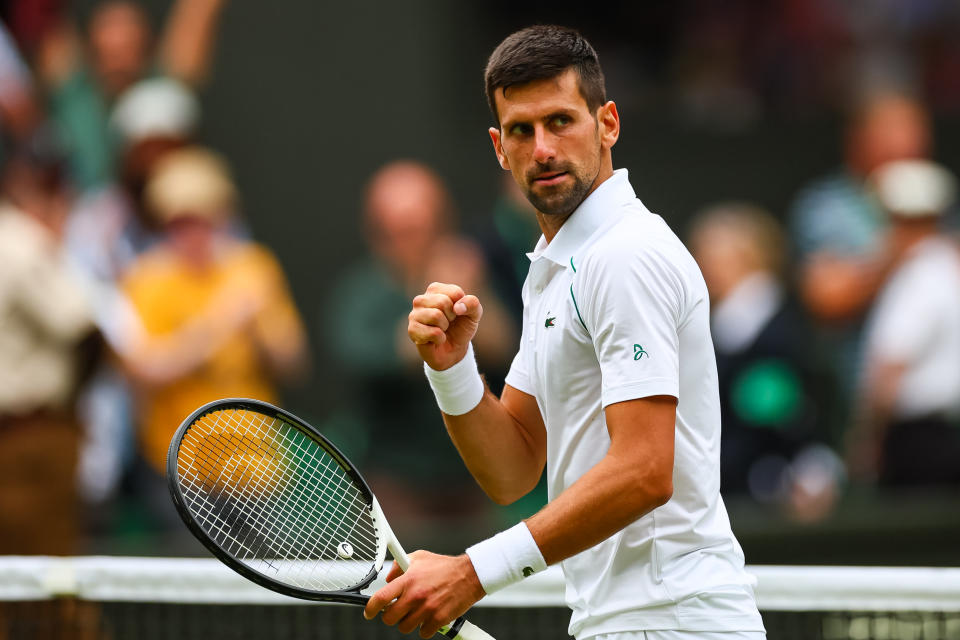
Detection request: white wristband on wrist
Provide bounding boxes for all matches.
[465,522,547,594]
[423,342,485,416]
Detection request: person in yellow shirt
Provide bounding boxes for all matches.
[119,146,308,488]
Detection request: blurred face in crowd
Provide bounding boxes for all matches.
[689,207,783,304]
[847,95,930,178]
[2,159,72,239]
[89,1,151,97]
[690,223,750,303]
[364,163,448,279]
[166,216,220,268]
[488,68,619,225]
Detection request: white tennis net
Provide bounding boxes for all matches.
[2,556,959,639]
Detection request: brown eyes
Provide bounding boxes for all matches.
[508,117,571,137]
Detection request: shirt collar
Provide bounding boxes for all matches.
[526,168,637,267]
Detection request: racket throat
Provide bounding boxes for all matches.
[371,498,409,572]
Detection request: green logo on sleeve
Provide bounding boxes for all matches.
[633,344,648,360]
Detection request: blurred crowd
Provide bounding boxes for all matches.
[0,0,312,555]
[0,0,958,559]
[488,0,960,128]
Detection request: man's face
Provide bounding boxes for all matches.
[848,96,930,177]
[489,69,617,218]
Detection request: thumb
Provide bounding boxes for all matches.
[452,294,483,323]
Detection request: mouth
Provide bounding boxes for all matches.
[531,171,568,187]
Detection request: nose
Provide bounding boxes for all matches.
[532,126,555,164]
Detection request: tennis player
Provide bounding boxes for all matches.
[365,25,766,640]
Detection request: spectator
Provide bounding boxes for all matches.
[0,20,39,143]
[66,76,200,313]
[35,0,228,190]
[0,134,94,554]
[323,160,516,550]
[117,146,308,538]
[65,76,200,507]
[848,159,960,487]
[791,89,931,324]
[689,202,840,520]
[788,88,932,429]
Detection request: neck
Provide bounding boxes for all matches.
[536,210,571,243]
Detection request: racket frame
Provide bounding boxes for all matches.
[166,397,388,605]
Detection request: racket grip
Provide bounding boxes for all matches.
[444,618,496,640]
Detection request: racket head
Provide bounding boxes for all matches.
[166,398,387,605]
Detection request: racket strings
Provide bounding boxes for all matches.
[180,410,378,587]
[175,407,380,592]
[189,411,379,568]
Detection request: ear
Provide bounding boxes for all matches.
[597,101,620,151]
[489,127,510,170]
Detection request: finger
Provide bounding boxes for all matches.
[425,282,465,302]
[452,294,484,322]
[409,306,452,332]
[396,607,428,635]
[419,618,443,639]
[408,322,447,346]
[363,579,404,620]
[413,293,457,323]
[385,560,404,583]
[380,586,418,627]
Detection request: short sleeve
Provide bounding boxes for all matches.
[866,269,938,365]
[504,284,536,396]
[577,242,682,407]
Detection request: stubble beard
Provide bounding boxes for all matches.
[522,125,603,219]
[522,162,599,219]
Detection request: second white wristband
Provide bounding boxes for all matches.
[423,342,485,416]
[465,521,547,595]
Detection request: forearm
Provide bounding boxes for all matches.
[409,283,547,503]
[120,299,251,385]
[122,321,223,385]
[159,0,229,87]
[525,447,672,564]
[464,399,675,597]
[254,310,310,383]
[442,387,545,505]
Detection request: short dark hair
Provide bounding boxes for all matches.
[484,25,606,124]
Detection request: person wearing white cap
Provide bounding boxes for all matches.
[37,0,229,190]
[847,159,960,486]
[63,76,203,507]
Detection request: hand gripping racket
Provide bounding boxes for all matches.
[167,398,495,640]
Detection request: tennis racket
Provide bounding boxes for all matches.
[167,397,495,640]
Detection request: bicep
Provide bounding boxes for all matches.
[604,396,677,487]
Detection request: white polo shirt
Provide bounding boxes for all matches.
[863,236,960,420]
[505,170,764,638]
